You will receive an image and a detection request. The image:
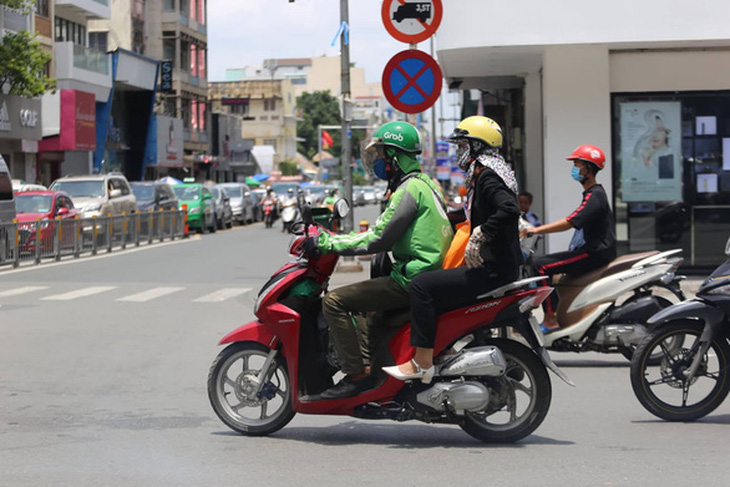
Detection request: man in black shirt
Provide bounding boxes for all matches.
[519,144,616,331]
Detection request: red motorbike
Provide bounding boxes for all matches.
[262,200,276,228]
[207,202,573,443]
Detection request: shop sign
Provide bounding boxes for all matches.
[38,90,96,151]
[620,101,682,202]
[0,95,42,140]
[156,115,183,167]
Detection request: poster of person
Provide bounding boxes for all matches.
[620,101,682,202]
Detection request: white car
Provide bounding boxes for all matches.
[50,173,137,218]
[12,179,46,193]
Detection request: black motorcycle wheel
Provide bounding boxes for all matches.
[630,321,730,422]
[460,339,552,443]
[208,342,295,435]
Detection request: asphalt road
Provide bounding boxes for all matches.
[1,204,729,486]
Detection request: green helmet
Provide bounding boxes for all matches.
[364,121,422,175]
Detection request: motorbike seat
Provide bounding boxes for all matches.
[558,251,660,288]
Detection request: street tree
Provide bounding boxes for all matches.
[296,91,341,161]
[0,0,56,97]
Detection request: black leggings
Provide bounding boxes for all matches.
[532,250,611,314]
[408,266,517,348]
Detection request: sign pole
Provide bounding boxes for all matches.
[430,36,437,178]
[340,0,354,234]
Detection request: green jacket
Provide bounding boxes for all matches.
[317,172,453,289]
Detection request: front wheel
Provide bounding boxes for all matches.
[460,339,552,443]
[208,342,295,435]
[630,321,730,421]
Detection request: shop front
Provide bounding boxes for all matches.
[38,89,96,184]
[0,95,42,184]
[142,115,186,180]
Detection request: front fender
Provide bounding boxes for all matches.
[647,298,724,327]
[218,320,279,348]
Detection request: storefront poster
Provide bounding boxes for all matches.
[620,101,682,202]
[156,115,183,167]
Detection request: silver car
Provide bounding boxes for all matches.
[218,183,255,224]
[50,173,137,218]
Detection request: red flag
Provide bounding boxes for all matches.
[321,130,334,150]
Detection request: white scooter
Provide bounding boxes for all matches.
[280,196,299,233]
[518,222,686,361]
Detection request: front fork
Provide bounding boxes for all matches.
[251,348,279,397]
[514,315,575,387]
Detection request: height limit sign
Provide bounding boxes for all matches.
[381,0,443,44]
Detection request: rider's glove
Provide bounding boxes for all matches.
[465,226,487,268]
[302,236,321,258]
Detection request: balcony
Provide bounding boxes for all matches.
[54,42,112,100]
[55,0,110,20]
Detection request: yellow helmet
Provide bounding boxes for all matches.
[448,116,503,148]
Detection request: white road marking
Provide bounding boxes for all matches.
[41,286,117,301]
[116,287,185,302]
[0,286,49,297]
[193,288,251,303]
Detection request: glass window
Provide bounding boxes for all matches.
[89,32,108,52]
[0,173,13,200]
[198,48,205,79]
[132,184,155,202]
[198,0,205,25]
[35,0,49,17]
[16,195,52,213]
[164,0,175,11]
[49,180,105,198]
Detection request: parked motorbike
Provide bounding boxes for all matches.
[207,200,573,443]
[518,227,686,361]
[262,200,276,229]
[630,238,730,421]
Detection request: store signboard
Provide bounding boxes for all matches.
[0,95,42,141]
[435,140,450,180]
[620,101,682,202]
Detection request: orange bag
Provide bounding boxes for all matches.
[442,221,471,269]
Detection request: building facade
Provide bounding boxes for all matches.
[437,0,730,267]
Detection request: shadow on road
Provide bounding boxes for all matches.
[552,359,630,368]
[213,421,575,449]
[632,413,730,425]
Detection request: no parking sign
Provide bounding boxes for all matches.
[382,49,443,114]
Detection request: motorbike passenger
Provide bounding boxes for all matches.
[383,116,522,381]
[302,121,453,399]
[519,144,616,332]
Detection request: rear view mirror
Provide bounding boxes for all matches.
[334,199,350,219]
[57,207,70,216]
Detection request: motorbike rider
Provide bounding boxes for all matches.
[302,121,453,399]
[261,187,278,219]
[323,188,338,207]
[519,144,616,331]
[383,116,523,381]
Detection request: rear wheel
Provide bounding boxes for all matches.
[460,339,552,443]
[208,342,295,435]
[630,321,730,421]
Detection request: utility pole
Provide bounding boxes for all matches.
[340,0,353,233]
[430,36,437,177]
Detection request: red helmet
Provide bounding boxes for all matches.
[566,144,605,170]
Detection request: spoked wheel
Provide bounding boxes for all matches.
[207,342,295,435]
[630,321,730,421]
[460,339,552,443]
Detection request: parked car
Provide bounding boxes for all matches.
[352,185,366,207]
[131,181,179,212]
[14,190,80,252]
[306,185,333,206]
[209,185,234,229]
[0,155,15,223]
[12,179,47,193]
[49,173,137,218]
[171,183,216,234]
[362,185,377,205]
[218,182,255,224]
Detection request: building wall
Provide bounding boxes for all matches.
[88,0,133,51]
[439,0,730,50]
[542,46,612,253]
[610,49,730,92]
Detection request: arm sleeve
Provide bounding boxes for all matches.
[477,171,521,242]
[317,184,418,256]
[565,192,598,229]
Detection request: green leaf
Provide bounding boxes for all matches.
[0,29,56,97]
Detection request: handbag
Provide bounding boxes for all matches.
[442,221,471,269]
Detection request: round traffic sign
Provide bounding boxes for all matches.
[381,0,443,44]
[382,49,443,114]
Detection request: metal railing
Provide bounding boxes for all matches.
[0,209,187,269]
